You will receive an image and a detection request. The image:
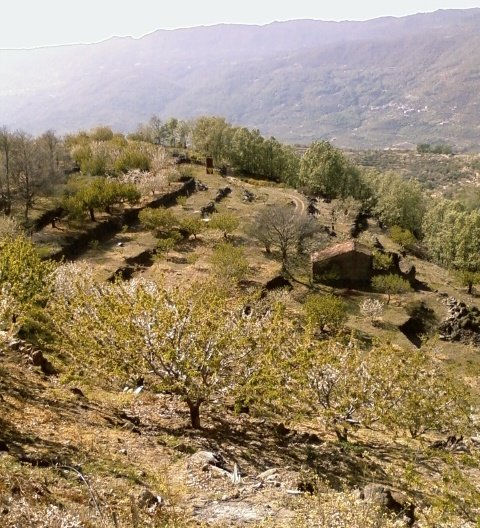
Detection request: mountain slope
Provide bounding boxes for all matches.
[1,8,480,148]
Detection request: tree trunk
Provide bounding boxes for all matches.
[468,282,473,295]
[187,400,202,429]
[89,207,96,222]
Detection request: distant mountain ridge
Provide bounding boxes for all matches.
[1,8,480,148]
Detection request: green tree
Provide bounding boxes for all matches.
[191,116,232,165]
[0,236,55,308]
[368,171,426,236]
[456,270,480,295]
[209,212,239,239]
[64,176,140,221]
[389,225,417,250]
[423,199,480,283]
[299,141,363,199]
[303,294,348,334]
[372,274,412,305]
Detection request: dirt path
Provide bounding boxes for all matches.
[285,192,306,214]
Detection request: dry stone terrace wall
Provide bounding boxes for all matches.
[48,177,196,262]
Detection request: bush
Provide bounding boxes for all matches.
[209,212,239,239]
[179,216,204,239]
[389,225,417,250]
[303,294,347,333]
[139,207,178,237]
[372,250,393,271]
[90,126,114,142]
[156,232,182,258]
[210,242,249,282]
[360,298,384,324]
[114,146,151,174]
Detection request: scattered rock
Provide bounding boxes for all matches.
[258,468,279,480]
[138,488,163,510]
[439,297,480,345]
[189,450,227,471]
[196,180,208,191]
[214,187,232,203]
[307,198,318,215]
[361,484,415,526]
[243,189,255,202]
[30,350,57,376]
[430,435,469,453]
[70,387,86,398]
[201,201,217,218]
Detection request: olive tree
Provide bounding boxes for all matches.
[64,176,140,221]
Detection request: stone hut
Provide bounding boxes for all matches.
[312,240,373,286]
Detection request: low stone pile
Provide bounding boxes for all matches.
[201,201,217,217]
[214,187,232,203]
[439,297,480,344]
[242,189,255,202]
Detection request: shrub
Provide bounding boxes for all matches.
[372,250,393,271]
[139,207,178,237]
[303,294,347,333]
[179,216,204,240]
[114,146,151,173]
[360,298,384,324]
[156,232,182,258]
[90,126,114,142]
[389,225,417,250]
[210,242,249,282]
[209,212,239,239]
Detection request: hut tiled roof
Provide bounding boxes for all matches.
[311,240,371,262]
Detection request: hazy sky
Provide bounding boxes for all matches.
[2,0,480,48]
